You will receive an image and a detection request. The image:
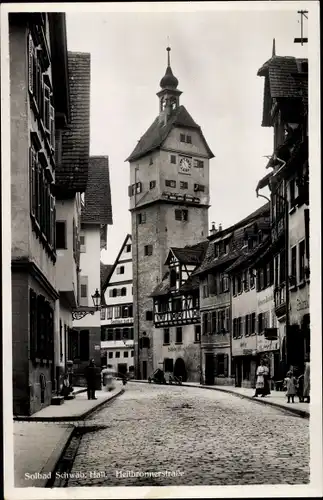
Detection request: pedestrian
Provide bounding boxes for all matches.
[253,359,267,397]
[61,373,73,399]
[84,359,97,400]
[284,370,297,403]
[263,359,271,397]
[303,354,310,403]
[297,373,304,402]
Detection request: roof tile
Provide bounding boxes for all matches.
[81,156,113,225]
[56,52,91,193]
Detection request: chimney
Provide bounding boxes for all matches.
[218,223,223,232]
[209,222,217,235]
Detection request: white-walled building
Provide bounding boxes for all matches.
[101,234,134,376]
[70,156,113,380]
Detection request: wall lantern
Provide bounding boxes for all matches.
[72,288,102,321]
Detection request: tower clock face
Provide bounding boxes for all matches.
[179,157,192,174]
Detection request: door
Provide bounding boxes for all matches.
[205,353,214,385]
[142,361,147,380]
[118,363,127,376]
[235,359,242,387]
[174,358,187,382]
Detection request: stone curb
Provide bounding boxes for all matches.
[13,388,125,422]
[129,380,309,419]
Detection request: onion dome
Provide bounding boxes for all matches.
[160,47,179,89]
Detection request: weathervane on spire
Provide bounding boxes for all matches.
[166,37,171,66]
[294,10,308,45]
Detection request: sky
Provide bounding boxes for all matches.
[66,5,309,266]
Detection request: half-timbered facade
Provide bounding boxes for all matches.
[151,243,207,382]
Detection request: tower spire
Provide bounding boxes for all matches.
[159,46,179,90]
[167,46,171,67]
[272,38,276,57]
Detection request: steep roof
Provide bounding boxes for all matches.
[126,105,214,162]
[56,52,91,194]
[102,234,132,292]
[81,156,113,225]
[167,241,208,265]
[257,56,308,127]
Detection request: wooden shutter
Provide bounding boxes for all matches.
[211,311,217,334]
[29,289,37,359]
[202,313,208,335]
[128,185,133,197]
[29,147,36,216]
[28,34,34,95]
[304,208,309,259]
[50,103,55,150]
[49,194,55,248]
[225,308,230,332]
[214,355,219,376]
[224,354,229,377]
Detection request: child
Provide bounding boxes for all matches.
[284,371,297,403]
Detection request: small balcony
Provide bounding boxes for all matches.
[274,283,286,317]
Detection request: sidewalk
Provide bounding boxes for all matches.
[14,381,124,422]
[131,380,310,418]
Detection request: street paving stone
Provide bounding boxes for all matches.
[67,382,309,487]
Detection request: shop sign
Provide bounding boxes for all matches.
[94,345,100,351]
[168,345,183,353]
[258,293,274,307]
[296,298,309,312]
[109,318,133,324]
[257,338,279,352]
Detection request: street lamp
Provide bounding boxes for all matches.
[72,288,101,320]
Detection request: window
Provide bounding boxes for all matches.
[117,266,125,275]
[251,313,256,334]
[131,350,134,357]
[126,244,131,252]
[149,157,153,165]
[121,305,133,318]
[56,221,66,249]
[194,183,205,192]
[194,325,201,343]
[121,287,127,296]
[112,289,117,298]
[175,209,188,221]
[146,310,153,321]
[176,327,182,343]
[137,213,146,224]
[170,155,176,164]
[107,328,113,341]
[245,315,250,336]
[180,133,186,142]
[170,269,177,287]
[219,274,229,293]
[124,351,129,358]
[116,352,120,358]
[144,245,153,256]
[180,181,188,189]
[291,246,297,284]
[115,328,122,340]
[149,180,156,189]
[194,159,204,168]
[211,311,217,334]
[164,358,174,372]
[237,317,242,337]
[136,182,142,194]
[80,234,86,252]
[165,180,176,188]
[114,307,121,319]
[164,328,170,345]
[237,275,242,294]
[299,240,305,283]
[289,178,296,207]
[250,269,255,288]
[258,313,264,334]
[80,283,87,298]
[100,308,106,320]
[109,352,113,359]
[123,328,129,340]
[186,135,192,144]
[208,274,217,295]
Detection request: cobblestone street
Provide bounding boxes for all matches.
[66,382,309,487]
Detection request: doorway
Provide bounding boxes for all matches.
[205,354,214,385]
[174,358,187,382]
[235,359,242,387]
[117,363,127,377]
[142,361,147,380]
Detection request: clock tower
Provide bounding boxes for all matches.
[126,47,214,379]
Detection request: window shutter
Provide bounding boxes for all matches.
[29,289,37,359]
[224,354,229,377]
[304,208,309,259]
[225,308,229,332]
[202,313,208,335]
[214,354,219,376]
[28,34,34,95]
[29,147,36,216]
[128,185,133,197]
[50,104,55,150]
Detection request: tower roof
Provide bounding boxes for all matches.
[126,105,214,162]
[159,47,179,89]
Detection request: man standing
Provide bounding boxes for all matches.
[303,354,310,403]
[84,359,97,400]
